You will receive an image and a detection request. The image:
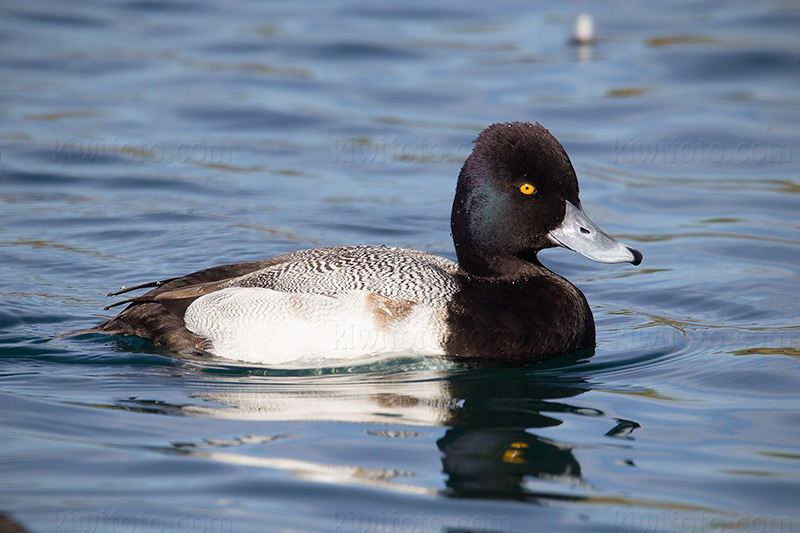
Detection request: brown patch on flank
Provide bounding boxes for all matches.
[286,294,312,320]
[366,293,416,329]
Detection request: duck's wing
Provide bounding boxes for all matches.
[61,255,296,351]
[65,246,461,353]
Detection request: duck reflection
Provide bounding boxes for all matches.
[438,429,581,500]
[435,368,589,501]
[145,354,634,502]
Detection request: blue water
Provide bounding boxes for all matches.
[2,0,799,531]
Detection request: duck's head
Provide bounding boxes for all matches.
[451,122,642,278]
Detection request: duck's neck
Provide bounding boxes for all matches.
[443,249,596,360]
[454,244,545,281]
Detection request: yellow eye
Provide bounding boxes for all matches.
[519,183,536,195]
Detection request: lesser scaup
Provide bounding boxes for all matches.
[73,122,641,364]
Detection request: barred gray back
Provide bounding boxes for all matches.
[223,246,461,308]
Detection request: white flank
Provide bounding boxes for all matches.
[184,287,447,365]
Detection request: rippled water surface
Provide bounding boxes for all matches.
[2,1,799,531]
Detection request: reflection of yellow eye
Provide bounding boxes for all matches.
[519,183,536,195]
[502,442,529,464]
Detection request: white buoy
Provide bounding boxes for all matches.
[572,13,595,45]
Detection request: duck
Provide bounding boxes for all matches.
[71,122,641,364]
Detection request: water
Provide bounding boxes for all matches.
[2,0,799,531]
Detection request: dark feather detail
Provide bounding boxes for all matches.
[107,277,177,297]
[62,256,294,352]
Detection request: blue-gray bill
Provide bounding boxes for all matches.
[547,201,642,265]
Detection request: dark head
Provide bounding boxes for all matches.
[451,122,641,278]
